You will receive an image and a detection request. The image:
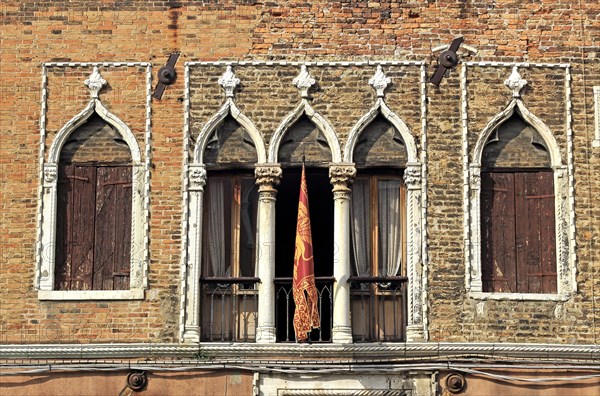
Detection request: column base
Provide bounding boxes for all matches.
[405,325,425,342]
[332,325,353,344]
[256,326,277,343]
[181,326,200,343]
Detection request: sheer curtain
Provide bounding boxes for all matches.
[206,178,226,277]
[239,179,258,278]
[377,179,402,277]
[351,178,371,277]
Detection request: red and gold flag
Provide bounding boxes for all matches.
[292,164,320,342]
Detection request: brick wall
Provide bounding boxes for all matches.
[0,0,598,345]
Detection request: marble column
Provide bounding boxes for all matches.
[255,164,282,343]
[329,163,356,344]
[182,164,206,343]
[404,163,425,342]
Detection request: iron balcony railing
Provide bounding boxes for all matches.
[199,275,407,343]
[274,276,334,343]
[349,276,408,342]
[200,277,260,342]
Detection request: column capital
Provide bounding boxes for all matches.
[255,164,282,193]
[188,164,207,191]
[329,163,356,195]
[404,163,422,189]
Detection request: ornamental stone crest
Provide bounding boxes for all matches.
[84,66,107,99]
[369,65,391,98]
[293,65,316,99]
[504,66,527,98]
[218,66,240,98]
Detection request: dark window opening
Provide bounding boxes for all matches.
[275,167,334,342]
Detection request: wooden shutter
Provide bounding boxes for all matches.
[93,166,132,290]
[481,170,557,294]
[55,165,96,290]
[481,172,517,292]
[515,171,556,293]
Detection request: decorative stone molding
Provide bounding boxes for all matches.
[255,164,282,192]
[84,66,107,98]
[268,101,342,163]
[36,64,150,300]
[43,164,57,184]
[293,65,316,99]
[593,86,600,148]
[218,65,240,98]
[464,64,576,300]
[403,163,422,189]
[369,65,391,98]
[504,66,527,98]
[329,163,356,194]
[188,164,207,191]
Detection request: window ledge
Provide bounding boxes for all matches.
[469,292,570,301]
[38,289,145,301]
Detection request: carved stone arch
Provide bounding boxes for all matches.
[193,98,266,164]
[268,100,342,163]
[48,99,142,164]
[37,67,147,299]
[472,99,562,167]
[468,97,573,299]
[343,98,418,164]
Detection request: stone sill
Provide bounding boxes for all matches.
[469,292,570,301]
[38,289,145,301]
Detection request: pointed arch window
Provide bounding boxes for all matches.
[37,67,147,300]
[467,67,575,300]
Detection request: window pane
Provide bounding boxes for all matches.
[239,178,258,278]
[204,177,232,277]
[377,179,402,277]
[350,178,371,276]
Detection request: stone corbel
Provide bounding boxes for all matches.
[404,163,422,190]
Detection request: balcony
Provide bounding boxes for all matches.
[199,276,407,343]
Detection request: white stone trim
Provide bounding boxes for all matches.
[343,99,417,163]
[182,66,267,342]
[186,60,425,67]
[268,99,342,163]
[418,64,429,342]
[35,64,150,298]
[1,342,598,361]
[464,65,576,299]
[38,289,144,300]
[465,61,569,69]
[593,86,600,148]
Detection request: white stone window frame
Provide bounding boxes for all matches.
[36,64,151,300]
[593,86,600,148]
[463,64,577,301]
[180,61,429,344]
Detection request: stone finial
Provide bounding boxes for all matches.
[504,66,527,98]
[293,65,315,99]
[369,65,391,98]
[218,65,240,98]
[84,67,107,99]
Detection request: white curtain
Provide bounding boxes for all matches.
[378,179,402,277]
[206,178,226,277]
[239,179,258,278]
[350,178,371,276]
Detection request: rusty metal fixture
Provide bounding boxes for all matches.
[430,36,464,86]
[446,372,466,393]
[439,49,459,68]
[158,65,177,84]
[127,371,148,391]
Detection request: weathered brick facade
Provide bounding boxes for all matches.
[1,1,598,395]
